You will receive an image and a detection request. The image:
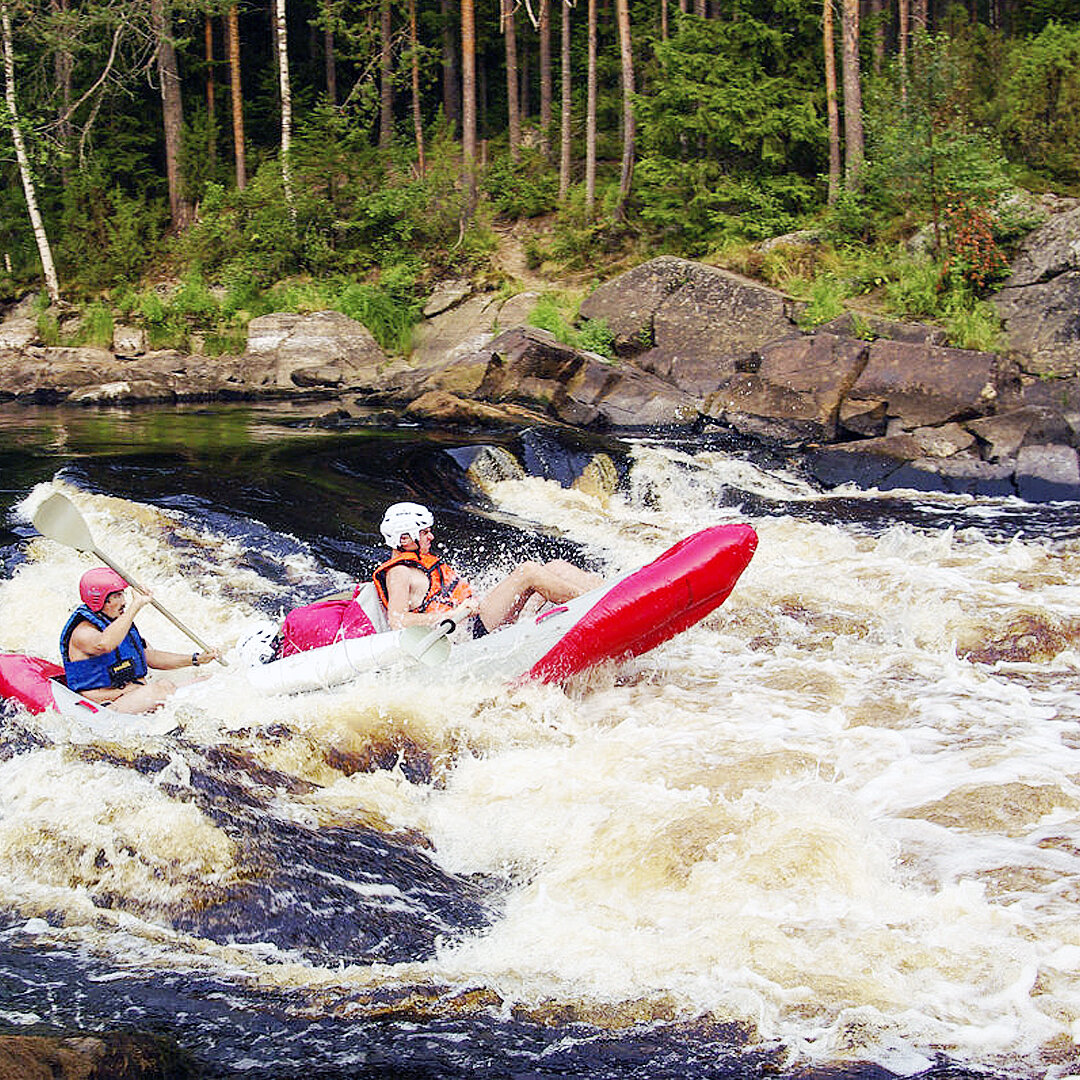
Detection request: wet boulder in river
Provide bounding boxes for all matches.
[578,256,800,397]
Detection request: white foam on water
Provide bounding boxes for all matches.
[2,461,1080,1074]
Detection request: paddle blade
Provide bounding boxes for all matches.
[400,625,453,666]
[33,493,95,552]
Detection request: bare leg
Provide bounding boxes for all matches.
[540,560,604,597]
[91,679,177,715]
[478,560,604,631]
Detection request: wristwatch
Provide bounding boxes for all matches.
[191,652,200,666]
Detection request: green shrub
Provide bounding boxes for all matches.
[941,297,1002,351]
[203,327,249,356]
[999,22,1080,184]
[335,280,420,355]
[527,292,615,359]
[528,292,576,340]
[882,256,945,318]
[70,302,115,348]
[861,31,1016,247]
[576,318,615,358]
[56,168,165,290]
[797,277,848,329]
[483,148,560,218]
[37,310,59,346]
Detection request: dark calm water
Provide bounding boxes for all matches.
[2,402,1079,1079]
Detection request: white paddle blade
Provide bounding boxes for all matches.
[33,493,95,552]
[400,625,453,666]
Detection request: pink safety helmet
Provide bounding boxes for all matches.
[79,567,128,612]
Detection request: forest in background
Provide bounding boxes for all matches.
[1,0,1079,358]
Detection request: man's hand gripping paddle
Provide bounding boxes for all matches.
[33,491,227,665]
[399,605,474,666]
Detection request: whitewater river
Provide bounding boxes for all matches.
[1,404,1080,1080]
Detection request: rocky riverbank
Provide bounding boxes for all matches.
[3,203,1080,502]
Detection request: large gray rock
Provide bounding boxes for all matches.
[409,290,540,372]
[471,326,699,430]
[404,389,548,427]
[967,406,1077,460]
[1001,204,1080,288]
[0,1031,194,1079]
[0,317,38,349]
[0,339,331,403]
[1015,443,1080,501]
[0,345,127,400]
[846,339,999,428]
[113,324,147,356]
[423,278,472,317]
[554,359,700,429]
[992,205,1080,378]
[994,271,1080,377]
[815,312,947,346]
[881,455,1017,497]
[1020,374,1080,412]
[244,310,387,388]
[578,256,799,396]
[704,333,869,443]
[805,439,1017,497]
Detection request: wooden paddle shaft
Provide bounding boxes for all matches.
[92,547,219,657]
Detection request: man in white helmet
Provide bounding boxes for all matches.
[373,502,602,637]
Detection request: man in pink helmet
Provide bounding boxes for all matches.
[60,567,218,713]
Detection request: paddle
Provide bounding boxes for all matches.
[32,491,227,666]
[399,605,474,666]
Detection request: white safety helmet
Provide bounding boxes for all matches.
[380,502,434,548]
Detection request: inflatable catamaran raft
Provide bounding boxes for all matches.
[0,524,758,719]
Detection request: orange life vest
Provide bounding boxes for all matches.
[372,550,472,614]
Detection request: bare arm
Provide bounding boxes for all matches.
[68,591,152,658]
[144,646,222,670]
[383,564,478,630]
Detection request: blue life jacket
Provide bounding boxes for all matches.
[60,604,148,692]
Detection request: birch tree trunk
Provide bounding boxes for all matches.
[461,0,477,220]
[1,1,60,303]
[558,0,571,200]
[841,0,864,191]
[227,4,246,189]
[824,0,841,204]
[503,0,521,161]
[151,0,193,230]
[584,0,597,216]
[613,0,635,219]
[273,0,295,216]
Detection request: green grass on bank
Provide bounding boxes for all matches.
[34,235,1007,360]
[719,238,1006,353]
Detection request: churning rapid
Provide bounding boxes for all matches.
[2,415,1080,1079]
